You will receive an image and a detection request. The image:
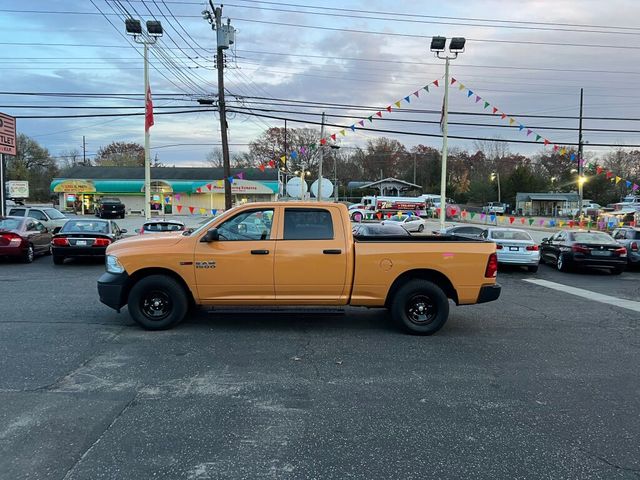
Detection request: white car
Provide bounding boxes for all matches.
[480,227,540,272]
[7,206,69,232]
[483,202,507,214]
[381,215,427,233]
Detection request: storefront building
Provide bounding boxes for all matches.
[51,166,279,215]
[515,192,580,216]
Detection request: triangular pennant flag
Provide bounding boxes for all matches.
[200,208,206,215]
[404,96,411,103]
[527,129,533,136]
[359,120,365,127]
[176,205,182,213]
[626,180,632,188]
[340,129,346,136]
[414,90,420,98]
[509,217,515,224]
[616,176,622,184]
[394,101,402,108]
[206,183,212,191]
[528,218,535,226]
[211,209,217,215]
[376,111,382,118]
[320,138,327,145]
[386,106,392,112]
[217,180,223,187]
[300,146,306,154]
[188,206,195,214]
[544,139,550,146]
[228,176,234,184]
[475,95,481,103]
[467,90,473,97]
[570,154,576,161]
[560,148,566,155]
[309,143,316,150]
[492,107,498,114]
[290,151,298,159]
[458,83,465,90]
[596,166,603,174]
[268,160,275,168]
[451,78,457,85]
[606,171,613,178]
[350,124,356,132]
[164,196,170,204]
[484,101,490,109]
[520,218,526,225]
[174,193,181,201]
[367,116,373,123]
[553,145,559,151]
[470,212,476,219]
[331,133,337,140]
[519,124,525,131]
[280,155,286,163]
[535,134,542,141]
[509,118,515,125]
[236,172,245,180]
[259,164,265,172]
[501,113,507,120]
[633,183,639,191]
[423,85,430,92]
[433,80,439,87]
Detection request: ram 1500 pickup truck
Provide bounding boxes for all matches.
[98,202,500,335]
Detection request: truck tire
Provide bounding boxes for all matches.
[390,279,449,335]
[128,275,188,330]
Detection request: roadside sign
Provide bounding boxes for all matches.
[0,112,16,156]
[6,180,29,198]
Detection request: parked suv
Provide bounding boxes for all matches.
[482,202,507,214]
[612,227,640,267]
[96,197,126,219]
[8,207,69,232]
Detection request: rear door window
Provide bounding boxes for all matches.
[9,208,25,217]
[28,209,48,221]
[284,209,334,240]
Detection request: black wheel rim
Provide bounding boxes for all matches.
[27,246,34,262]
[406,294,437,325]
[140,290,173,321]
[557,255,563,270]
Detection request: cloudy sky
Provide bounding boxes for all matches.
[2,0,640,166]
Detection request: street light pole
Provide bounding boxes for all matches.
[317,112,325,201]
[431,36,465,234]
[578,88,584,220]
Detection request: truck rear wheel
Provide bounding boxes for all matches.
[390,279,449,335]
[128,275,188,330]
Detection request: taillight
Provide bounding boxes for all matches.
[615,247,627,256]
[495,244,503,250]
[0,232,22,246]
[52,237,69,246]
[93,238,112,247]
[526,245,539,251]
[631,241,638,252]
[485,253,498,278]
[572,244,589,254]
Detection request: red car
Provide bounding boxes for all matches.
[0,216,53,263]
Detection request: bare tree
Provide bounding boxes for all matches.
[206,148,224,168]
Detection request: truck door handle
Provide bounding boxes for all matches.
[251,249,270,255]
[323,249,342,255]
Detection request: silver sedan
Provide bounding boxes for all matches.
[381,215,427,233]
[481,228,540,273]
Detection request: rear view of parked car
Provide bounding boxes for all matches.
[481,228,540,272]
[0,216,52,263]
[352,223,410,237]
[612,227,640,267]
[52,219,126,265]
[540,230,627,274]
[96,197,126,219]
[136,220,186,235]
[8,207,68,232]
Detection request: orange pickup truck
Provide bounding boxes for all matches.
[97,202,500,335]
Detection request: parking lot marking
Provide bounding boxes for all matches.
[523,279,640,313]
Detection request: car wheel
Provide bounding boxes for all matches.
[527,265,539,273]
[418,224,425,232]
[390,279,449,335]
[556,253,569,272]
[611,266,624,275]
[22,244,34,263]
[52,255,64,265]
[128,275,189,330]
[46,245,52,255]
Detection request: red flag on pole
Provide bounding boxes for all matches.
[145,85,154,131]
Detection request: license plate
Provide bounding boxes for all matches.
[76,240,87,246]
[509,246,519,251]
[591,250,611,256]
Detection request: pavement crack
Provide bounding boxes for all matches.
[61,392,138,480]
[580,448,640,477]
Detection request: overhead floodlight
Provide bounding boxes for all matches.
[146,20,163,37]
[125,18,142,35]
[449,37,466,53]
[430,36,446,52]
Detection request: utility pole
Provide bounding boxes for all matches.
[283,119,287,197]
[413,152,417,185]
[82,136,86,165]
[439,56,451,233]
[578,88,585,220]
[317,112,325,201]
[204,1,235,210]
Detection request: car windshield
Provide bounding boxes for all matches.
[144,223,184,232]
[572,232,615,244]
[43,208,66,219]
[62,220,109,233]
[491,230,532,241]
[0,218,22,231]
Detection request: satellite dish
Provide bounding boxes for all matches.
[286,177,308,198]
[310,177,334,198]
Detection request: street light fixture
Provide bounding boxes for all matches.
[125,18,163,221]
[431,36,466,233]
[490,172,501,203]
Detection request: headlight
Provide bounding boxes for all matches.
[105,255,125,274]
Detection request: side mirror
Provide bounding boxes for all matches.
[200,228,220,243]
[120,229,128,234]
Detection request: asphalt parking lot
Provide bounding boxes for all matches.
[1,252,639,479]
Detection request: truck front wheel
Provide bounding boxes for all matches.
[391,280,449,335]
[128,275,189,330]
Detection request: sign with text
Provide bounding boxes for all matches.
[0,112,16,156]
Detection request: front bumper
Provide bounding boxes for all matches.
[476,284,501,304]
[97,271,129,312]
